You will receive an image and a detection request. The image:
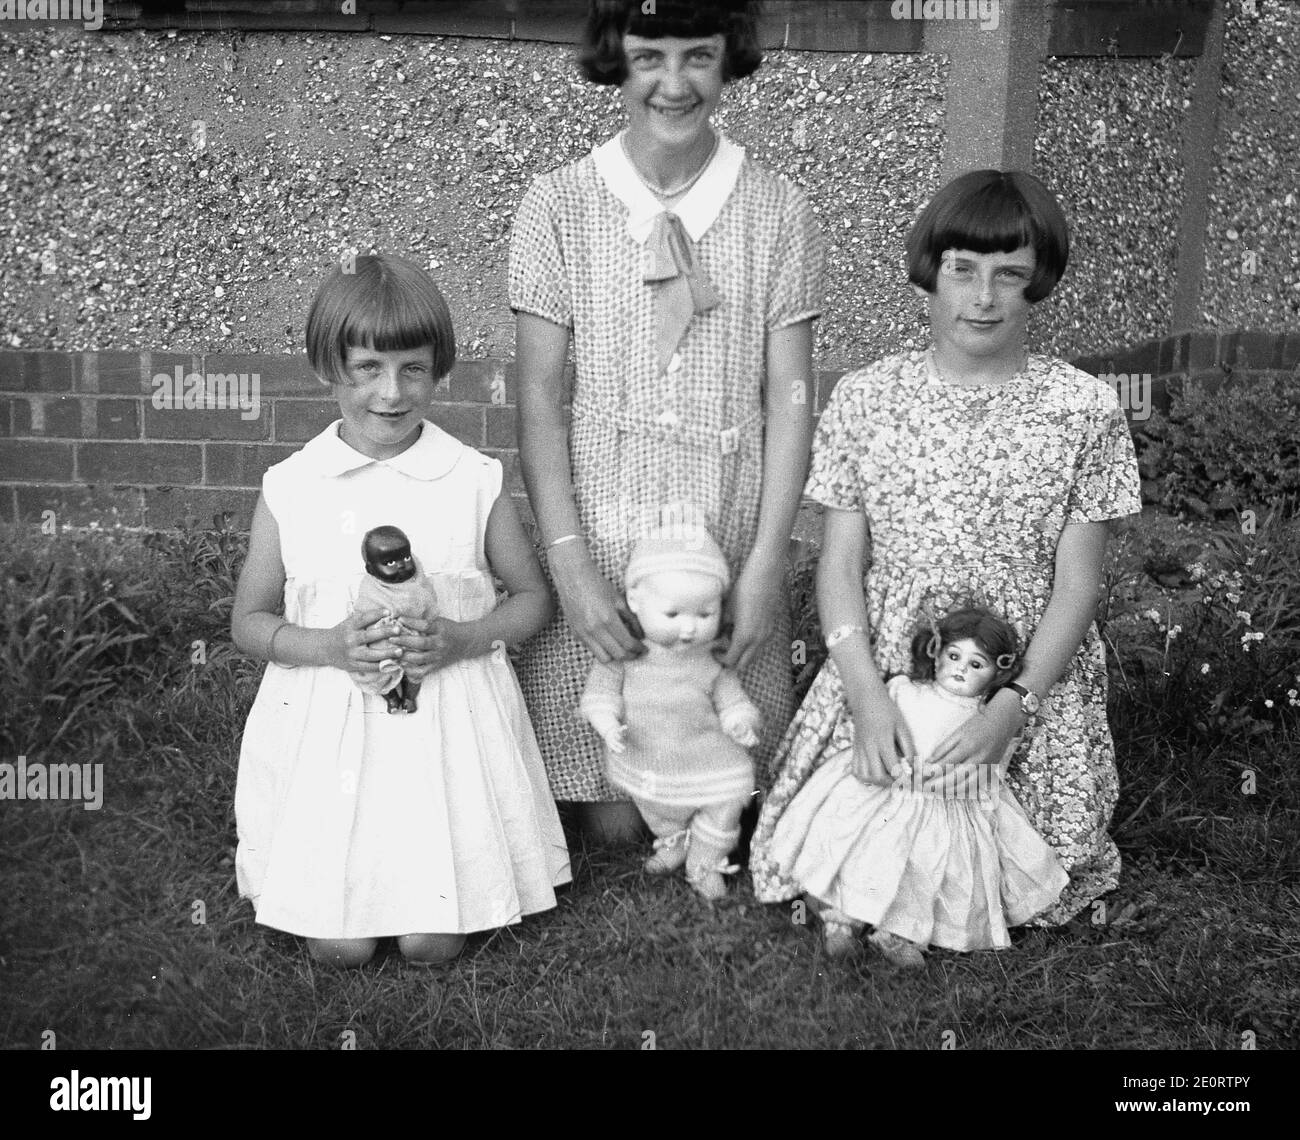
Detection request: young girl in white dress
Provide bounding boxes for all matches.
[765,607,1069,965]
[231,254,571,968]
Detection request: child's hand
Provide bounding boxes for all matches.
[850,703,914,788]
[920,695,1023,795]
[390,615,477,680]
[720,705,761,748]
[718,559,784,674]
[329,609,408,674]
[602,723,628,755]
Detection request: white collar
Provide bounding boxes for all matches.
[593,130,744,245]
[296,419,465,480]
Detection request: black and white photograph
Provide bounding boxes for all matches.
[0,0,1294,1113]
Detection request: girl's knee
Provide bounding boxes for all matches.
[398,932,466,966]
[307,937,378,969]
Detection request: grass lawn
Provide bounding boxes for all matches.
[1,512,1297,1050]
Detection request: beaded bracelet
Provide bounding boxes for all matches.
[824,623,866,649]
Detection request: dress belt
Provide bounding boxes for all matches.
[573,400,761,455]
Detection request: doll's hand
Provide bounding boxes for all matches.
[720,705,761,748]
[602,723,628,755]
[718,558,783,674]
[850,701,915,788]
[920,693,1024,796]
[330,609,408,674]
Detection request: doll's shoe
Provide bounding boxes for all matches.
[820,917,860,959]
[643,830,689,875]
[686,858,739,902]
[868,929,927,969]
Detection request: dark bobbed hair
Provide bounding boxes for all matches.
[578,0,762,86]
[362,524,411,560]
[306,254,456,387]
[906,169,1069,303]
[907,606,1022,694]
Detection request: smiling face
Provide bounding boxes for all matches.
[620,33,725,156]
[933,637,997,700]
[627,569,723,650]
[920,245,1036,369]
[334,343,438,461]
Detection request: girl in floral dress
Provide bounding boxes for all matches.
[750,170,1142,947]
[509,0,825,839]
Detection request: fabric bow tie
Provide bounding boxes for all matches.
[643,212,721,375]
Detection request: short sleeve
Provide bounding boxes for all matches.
[508,176,573,327]
[1065,393,1143,523]
[765,182,826,330]
[804,373,865,512]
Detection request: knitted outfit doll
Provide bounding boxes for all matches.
[579,524,762,900]
[353,524,440,714]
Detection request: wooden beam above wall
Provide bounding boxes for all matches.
[88,0,1212,57]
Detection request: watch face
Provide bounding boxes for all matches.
[1022,691,1041,715]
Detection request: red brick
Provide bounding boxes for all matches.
[204,353,321,397]
[75,351,145,394]
[141,352,204,399]
[11,395,84,438]
[0,485,13,523]
[144,403,270,442]
[97,399,140,440]
[427,404,484,446]
[0,351,73,393]
[486,405,517,449]
[0,398,11,436]
[0,440,75,481]
[13,484,147,529]
[448,359,515,404]
[273,400,339,443]
[205,443,298,487]
[78,442,202,484]
[142,486,259,532]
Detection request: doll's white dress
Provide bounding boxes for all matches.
[765,675,1068,950]
[235,421,571,940]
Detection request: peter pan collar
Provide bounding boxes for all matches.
[593,130,745,245]
[297,419,464,480]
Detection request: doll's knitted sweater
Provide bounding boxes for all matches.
[580,650,758,807]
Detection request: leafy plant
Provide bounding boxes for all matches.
[1136,371,1300,518]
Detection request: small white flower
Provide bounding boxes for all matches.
[1166,624,1183,640]
[1201,663,1211,675]
[1264,699,1275,709]
[1288,689,1298,700]
[1226,592,1241,604]
[1187,562,1207,581]
[1236,610,1252,625]
[1143,608,1162,623]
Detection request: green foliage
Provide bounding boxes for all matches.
[1099,511,1300,750]
[0,516,248,759]
[1136,371,1300,517]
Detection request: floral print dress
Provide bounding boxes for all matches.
[749,350,1142,924]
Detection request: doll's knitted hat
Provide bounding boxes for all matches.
[626,524,730,591]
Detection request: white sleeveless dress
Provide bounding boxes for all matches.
[234,421,571,940]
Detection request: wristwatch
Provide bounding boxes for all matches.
[1006,682,1041,719]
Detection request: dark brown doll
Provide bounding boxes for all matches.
[354,525,439,713]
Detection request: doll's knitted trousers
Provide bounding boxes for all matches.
[633,795,747,875]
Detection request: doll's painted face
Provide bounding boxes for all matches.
[363,529,416,583]
[627,569,723,650]
[934,637,997,699]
